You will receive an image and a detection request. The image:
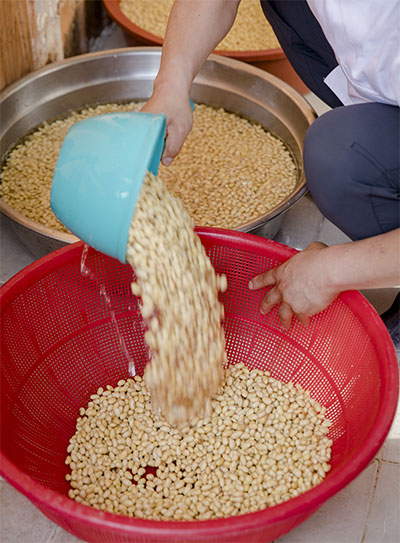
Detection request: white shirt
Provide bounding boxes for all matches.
[306,0,400,106]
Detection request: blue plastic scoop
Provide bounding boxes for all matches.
[50,111,167,263]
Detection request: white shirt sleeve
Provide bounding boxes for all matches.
[306,0,400,106]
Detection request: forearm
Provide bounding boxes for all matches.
[322,229,400,291]
[250,229,400,328]
[154,0,240,93]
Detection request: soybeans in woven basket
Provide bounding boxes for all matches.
[120,0,281,51]
[0,101,297,232]
[65,171,332,520]
[66,367,332,520]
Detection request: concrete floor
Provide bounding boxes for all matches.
[1,25,399,543]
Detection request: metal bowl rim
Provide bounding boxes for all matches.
[0,47,316,243]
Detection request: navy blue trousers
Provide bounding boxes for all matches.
[261,0,400,241]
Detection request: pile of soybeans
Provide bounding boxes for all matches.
[66,366,332,520]
[119,0,281,51]
[65,172,332,520]
[0,101,297,231]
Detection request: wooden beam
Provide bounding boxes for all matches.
[0,0,35,89]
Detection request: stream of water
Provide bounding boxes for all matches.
[80,243,136,376]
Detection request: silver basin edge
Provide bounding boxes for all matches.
[0,47,316,258]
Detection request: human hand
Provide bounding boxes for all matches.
[141,83,193,166]
[248,242,339,329]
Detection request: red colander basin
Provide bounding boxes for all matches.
[0,228,398,543]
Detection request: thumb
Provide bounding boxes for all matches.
[306,241,328,251]
[162,120,190,166]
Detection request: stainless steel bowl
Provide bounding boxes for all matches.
[0,47,316,258]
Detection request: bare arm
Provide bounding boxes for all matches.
[142,0,241,164]
[249,229,400,328]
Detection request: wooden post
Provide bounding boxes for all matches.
[0,0,36,89]
[0,0,107,90]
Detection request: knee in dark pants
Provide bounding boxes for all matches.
[302,103,400,240]
[303,109,349,223]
